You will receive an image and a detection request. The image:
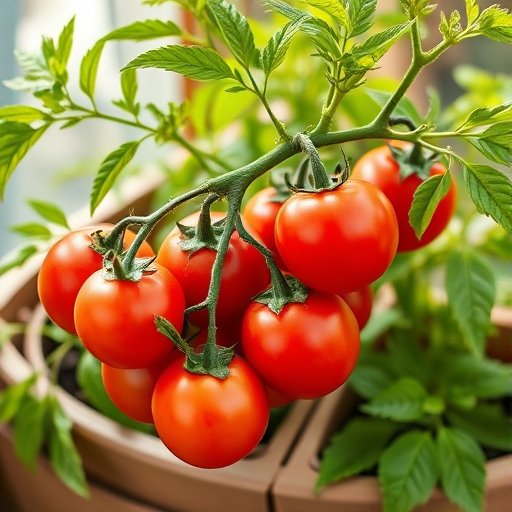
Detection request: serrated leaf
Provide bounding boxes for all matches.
[316,417,400,490]
[28,199,69,229]
[400,0,437,17]
[90,141,140,214]
[447,403,512,451]
[0,376,37,422]
[465,0,479,24]
[409,171,452,239]
[306,0,351,32]
[207,0,258,68]
[425,87,441,124]
[124,45,234,81]
[0,122,49,199]
[463,163,512,232]
[14,395,48,469]
[0,245,39,276]
[79,41,105,100]
[55,17,75,74]
[225,85,247,93]
[120,69,139,115]
[0,105,47,123]
[437,427,485,512]
[349,351,396,399]
[477,6,512,44]
[461,101,512,129]
[366,89,422,125]
[10,222,52,239]
[103,19,182,41]
[466,122,512,166]
[262,17,305,76]
[361,377,428,422]
[379,431,439,512]
[446,250,496,354]
[48,397,89,497]
[385,338,429,384]
[360,308,408,346]
[346,0,377,37]
[439,10,462,42]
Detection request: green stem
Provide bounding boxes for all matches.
[47,341,74,386]
[173,132,230,174]
[196,194,220,242]
[294,133,331,189]
[311,86,345,136]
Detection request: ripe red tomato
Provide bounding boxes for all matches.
[152,355,269,468]
[156,212,269,326]
[74,263,185,369]
[37,224,154,334]
[243,187,285,267]
[101,356,173,423]
[274,181,398,295]
[341,286,373,330]
[351,144,457,252]
[241,291,360,400]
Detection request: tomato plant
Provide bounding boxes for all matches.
[351,144,457,252]
[74,264,185,369]
[152,354,269,469]
[275,181,399,295]
[37,224,154,334]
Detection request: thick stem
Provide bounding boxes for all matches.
[294,133,331,189]
[311,86,345,136]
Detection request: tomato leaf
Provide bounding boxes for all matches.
[445,250,496,354]
[465,0,479,25]
[90,140,140,214]
[465,122,512,166]
[360,377,428,422]
[305,0,351,32]
[379,430,439,512]
[366,89,422,125]
[0,376,37,423]
[463,163,512,232]
[447,403,512,451]
[79,41,105,100]
[316,417,400,491]
[103,19,182,41]
[349,351,396,400]
[123,45,235,81]
[346,0,377,37]
[409,171,452,239]
[439,11,462,42]
[118,69,139,116]
[0,105,48,124]
[28,198,70,229]
[0,245,39,276]
[48,397,89,497]
[476,5,512,44]
[55,16,75,78]
[10,222,52,240]
[459,101,512,130]
[437,427,485,512]
[207,0,258,68]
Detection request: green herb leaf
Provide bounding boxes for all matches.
[379,431,439,512]
[361,377,428,422]
[465,122,512,166]
[28,199,69,229]
[409,171,452,239]
[346,0,377,37]
[305,0,351,33]
[262,17,305,77]
[0,105,47,124]
[103,19,182,41]
[463,163,512,232]
[10,222,52,239]
[207,0,258,68]
[0,122,49,199]
[399,0,437,17]
[48,397,89,497]
[0,245,39,276]
[14,395,49,469]
[119,69,139,116]
[316,417,400,490]
[366,89,422,125]
[79,41,105,100]
[460,101,512,129]
[439,10,462,42]
[349,351,396,400]
[55,17,75,76]
[360,308,408,346]
[437,427,485,512]
[0,376,37,422]
[477,6,512,44]
[445,250,496,354]
[465,0,479,25]
[447,403,512,451]
[124,45,234,81]
[425,87,441,124]
[90,140,140,214]
[386,338,429,384]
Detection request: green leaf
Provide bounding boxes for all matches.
[466,122,512,166]
[10,222,52,239]
[90,141,140,214]
[366,89,422,125]
[0,105,47,123]
[0,245,39,276]
[28,199,69,229]
[0,376,37,422]
[409,171,452,239]
[447,403,512,451]
[463,163,512,232]
[262,17,305,77]
[305,0,351,32]
[465,0,479,25]
[76,352,153,433]
[425,87,441,124]
[445,250,496,354]
[316,417,400,490]
[360,308,408,346]
[385,338,429,384]
[103,19,182,41]
[207,0,258,68]
[460,101,512,129]
[124,45,234,81]
[119,69,139,115]
[0,122,49,199]
[79,41,105,100]
[13,395,48,469]
[346,0,377,37]
[361,377,428,422]
[477,6,512,44]
[439,10,462,42]
[48,397,89,497]
[399,0,437,17]
[379,431,439,512]
[55,17,75,74]
[349,351,396,399]
[437,427,485,512]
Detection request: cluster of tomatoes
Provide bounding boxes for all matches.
[36,143,456,469]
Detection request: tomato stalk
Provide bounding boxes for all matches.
[294,133,332,190]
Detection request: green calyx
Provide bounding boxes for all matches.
[255,274,308,315]
[155,316,234,379]
[389,143,439,181]
[89,228,124,255]
[101,250,156,282]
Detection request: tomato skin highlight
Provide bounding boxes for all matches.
[274,181,398,294]
[351,145,457,252]
[37,224,154,334]
[74,264,185,369]
[156,212,270,326]
[341,286,373,330]
[152,355,269,469]
[241,292,360,400]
